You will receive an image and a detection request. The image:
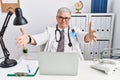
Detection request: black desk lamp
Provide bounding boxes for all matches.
[0,8,28,68]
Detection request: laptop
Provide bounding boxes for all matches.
[38,52,79,76]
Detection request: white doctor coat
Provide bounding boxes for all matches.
[32,26,86,60]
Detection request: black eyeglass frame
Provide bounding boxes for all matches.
[57,16,71,21]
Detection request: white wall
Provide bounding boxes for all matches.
[0,0,115,58]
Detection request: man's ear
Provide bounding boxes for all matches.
[56,16,58,20]
[56,16,59,22]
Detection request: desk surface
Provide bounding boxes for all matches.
[0,53,120,80]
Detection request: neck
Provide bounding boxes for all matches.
[58,26,69,30]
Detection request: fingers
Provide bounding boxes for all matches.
[92,30,96,33]
[16,39,24,48]
[89,32,96,44]
[16,35,29,48]
[16,27,29,48]
[89,21,92,33]
[90,37,96,44]
[91,33,96,41]
[20,27,26,35]
[89,21,96,41]
[87,21,97,44]
[93,37,96,42]
[16,39,27,48]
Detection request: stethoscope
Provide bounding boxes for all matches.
[55,24,72,47]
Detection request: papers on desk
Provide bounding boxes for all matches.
[7,59,39,77]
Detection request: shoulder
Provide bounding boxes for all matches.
[46,26,56,33]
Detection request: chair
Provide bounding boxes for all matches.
[100,48,120,59]
[40,44,46,52]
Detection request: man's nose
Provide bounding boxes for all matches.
[62,18,66,22]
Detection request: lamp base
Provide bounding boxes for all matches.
[0,59,17,68]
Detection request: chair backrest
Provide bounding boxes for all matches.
[100,48,120,59]
[39,44,46,52]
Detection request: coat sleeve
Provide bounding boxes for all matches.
[76,28,87,43]
[32,28,49,46]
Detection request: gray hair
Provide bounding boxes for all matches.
[56,7,71,16]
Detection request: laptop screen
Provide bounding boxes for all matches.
[38,52,79,76]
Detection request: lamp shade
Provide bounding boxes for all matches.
[13,8,28,25]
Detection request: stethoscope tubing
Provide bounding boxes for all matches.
[55,24,72,47]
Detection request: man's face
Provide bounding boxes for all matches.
[56,12,71,29]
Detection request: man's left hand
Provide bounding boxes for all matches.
[85,21,96,43]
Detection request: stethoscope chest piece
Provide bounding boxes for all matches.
[68,42,72,47]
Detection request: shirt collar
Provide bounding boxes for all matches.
[58,26,68,33]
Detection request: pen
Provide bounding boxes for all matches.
[27,65,31,73]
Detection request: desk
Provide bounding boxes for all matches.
[0,53,120,80]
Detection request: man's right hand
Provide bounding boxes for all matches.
[16,27,29,48]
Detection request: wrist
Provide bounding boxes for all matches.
[28,35,32,44]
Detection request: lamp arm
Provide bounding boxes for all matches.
[0,11,13,61]
[0,11,13,37]
[0,36,10,61]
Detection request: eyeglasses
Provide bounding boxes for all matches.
[57,16,70,21]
